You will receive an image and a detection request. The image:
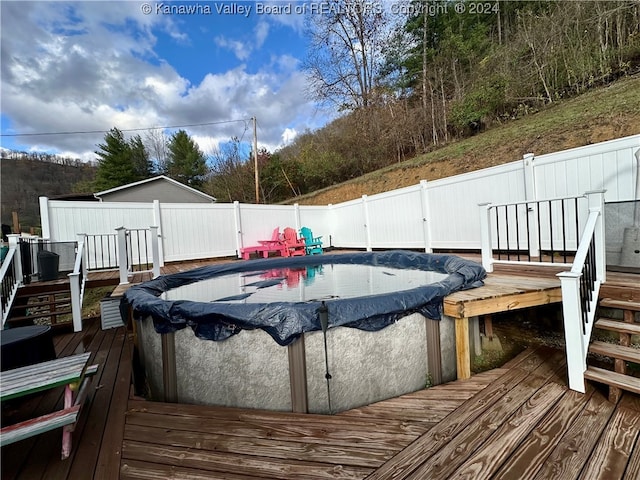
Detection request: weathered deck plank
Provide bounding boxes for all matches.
[532,390,616,479]
[123,423,392,468]
[125,403,419,451]
[122,440,375,480]
[448,382,566,479]
[577,404,640,479]
[402,365,566,479]
[492,386,596,479]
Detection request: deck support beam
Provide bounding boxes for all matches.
[455,317,471,380]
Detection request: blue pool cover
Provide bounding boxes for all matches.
[121,251,486,346]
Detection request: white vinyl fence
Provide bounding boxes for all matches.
[40,134,640,262]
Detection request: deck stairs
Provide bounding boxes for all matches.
[4,280,73,330]
[586,275,640,402]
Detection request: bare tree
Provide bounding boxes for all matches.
[303,0,388,110]
[144,128,168,174]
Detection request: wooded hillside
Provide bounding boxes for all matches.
[0,154,96,233]
[205,0,640,204]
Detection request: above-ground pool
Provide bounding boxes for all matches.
[123,250,486,413]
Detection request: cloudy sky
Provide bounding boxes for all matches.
[0,1,332,162]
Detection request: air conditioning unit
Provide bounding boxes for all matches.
[100,296,124,330]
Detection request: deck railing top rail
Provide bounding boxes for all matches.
[485,193,586,209]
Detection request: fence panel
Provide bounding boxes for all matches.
[427,162,526,249]
[237,205,300,247]
[298,206,332,247]
[40,135,639,260]
[365,185,425,249]
[45,200,154,241]
[533,135,640,202]
[160,203,238,261]
[329,199,367,248]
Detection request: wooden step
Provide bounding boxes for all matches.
[7,310,73,323]
[589,340,640,364]
[19,298,71,309]
[584,366,640,395]
[599,298,640,312]
[595,318,640,336]
[16,288,71,300]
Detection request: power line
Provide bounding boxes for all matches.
[0,118,251,137]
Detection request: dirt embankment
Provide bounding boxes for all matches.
[292,76,640,206]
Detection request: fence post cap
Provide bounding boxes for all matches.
[557,271,581,278]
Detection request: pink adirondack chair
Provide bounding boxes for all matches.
[282,227,306,257]
[240,227,286,259]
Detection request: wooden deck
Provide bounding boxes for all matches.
[3,257,638,478]
[118,347,640,480]
[1,318,131,479]
[3,332,639,479]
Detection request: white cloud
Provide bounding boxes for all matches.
[281,128,297,145]
[0,1,325,160]
[254,21,270,49]
[214,36,251,61]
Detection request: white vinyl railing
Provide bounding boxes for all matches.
[68,234,87,332]
[479,192,602,272]
[116,226,161,285]
[0,235,23,328]
[557,191,606,393]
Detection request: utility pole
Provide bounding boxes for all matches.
[252,116,259,203]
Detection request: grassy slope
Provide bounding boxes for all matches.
[292,75,640,206]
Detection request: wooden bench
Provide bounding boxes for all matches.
[0,352,98,459]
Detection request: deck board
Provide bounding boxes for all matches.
[532,390,616,479]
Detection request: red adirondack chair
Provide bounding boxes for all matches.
[282,227,306,257]
[240,227,286,259]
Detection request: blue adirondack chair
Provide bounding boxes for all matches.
[299,227,323,255]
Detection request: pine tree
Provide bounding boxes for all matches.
[94,128,152,191]
[166,130,208,187]
[129,134,153,180]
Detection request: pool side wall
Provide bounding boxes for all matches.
[138,313,459,412]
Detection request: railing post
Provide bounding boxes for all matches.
[68,233,86,333]
[523,153,540,258]
[39,196,51,240]
[150,226,161,278]
[557,271,586,393]
[79,233,88,280]
[7,235,23,285]
[152,200,165,267]
[116,227,129,285]
[478,203,494,273]
[420,180,432,253]
[586,190,606,283]
[68,271,82,332]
